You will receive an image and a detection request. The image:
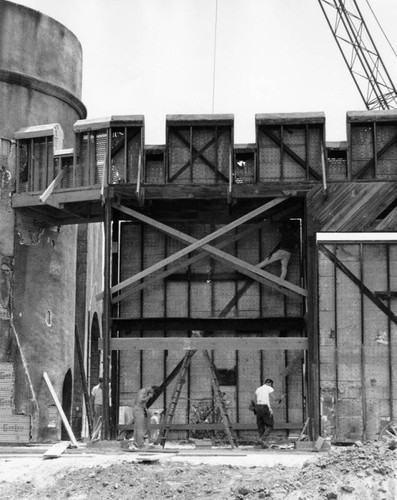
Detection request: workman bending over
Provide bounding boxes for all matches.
[130,386,154,449]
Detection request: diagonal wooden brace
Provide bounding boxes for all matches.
[319,244,397,326]
[110,200,307,299]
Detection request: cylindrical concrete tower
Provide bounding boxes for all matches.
[0,0,86,442]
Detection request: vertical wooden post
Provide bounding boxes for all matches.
[102,195,112,439]
[15,140,20,194]
[305,199,320,439]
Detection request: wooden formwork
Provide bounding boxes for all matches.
[347,110,397,181]
[73,115,144,187]
[317,237,397,442]
[113,212,307,440]
[255,113,325,183]
[166,114,233,185]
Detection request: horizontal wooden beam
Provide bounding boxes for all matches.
[12,187,102,208]
[100,337,308,351]
[118,422,303,431]
[111,317,305,332]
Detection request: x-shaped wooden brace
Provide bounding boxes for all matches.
[101,198,307,303]
[168,128,229,183]
[104,219,267,304]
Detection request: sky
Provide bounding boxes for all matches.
[10,0,397,144]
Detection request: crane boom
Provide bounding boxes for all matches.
[318,0,397,110]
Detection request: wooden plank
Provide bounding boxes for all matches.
[118,422,302,431]
[111,317,305,332]
[39,169,64,206]
[100,337,308,351]
[43,441,70,459]
[113,202,307,299]
[43,372,79,447]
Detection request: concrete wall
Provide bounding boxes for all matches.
[0,0,86,442]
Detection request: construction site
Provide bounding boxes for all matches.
[2,0,397,498]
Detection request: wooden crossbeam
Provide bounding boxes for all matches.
[99,337,308,351]
[169,129,229,183]
[352,134,397,180]
[111,317,305,331]
[118,422,302,431]
[108,220,268,304]
[108,198,287,296]
[261,128,322,181]
[319,244,397,326]
[114,202,307,298]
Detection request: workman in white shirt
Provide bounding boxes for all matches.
[91,377,103,430]
[254,378,283,448]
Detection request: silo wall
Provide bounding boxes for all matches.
[0,0,86,442]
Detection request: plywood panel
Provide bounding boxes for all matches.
[119,223,142,317]
[319,311,336,346]
[319,277,335,312]
[285,350,303,424]
[119,332,141,406]
[190,282,212,317]
[238,350,260,424]
[213,281,236,317]
[166,282,188,317]
[142,228,165,318]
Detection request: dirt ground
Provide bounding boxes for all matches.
[0,441,396,499]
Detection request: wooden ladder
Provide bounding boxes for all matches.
[157,347,238,448]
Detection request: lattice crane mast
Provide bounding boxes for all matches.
[318,0,397,110]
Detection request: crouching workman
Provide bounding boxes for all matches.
[254,378,285,448]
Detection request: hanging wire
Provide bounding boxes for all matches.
[211,0,218,113]
[365,0,397,59]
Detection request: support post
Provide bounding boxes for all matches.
[305,202,320,440]
[102,196,112,439]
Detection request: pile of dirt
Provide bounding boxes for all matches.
[291,441,397,499]
[1,442,396,499]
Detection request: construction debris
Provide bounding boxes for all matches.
[0,441,396,499]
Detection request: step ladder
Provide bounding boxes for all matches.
[157,346,238,448]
